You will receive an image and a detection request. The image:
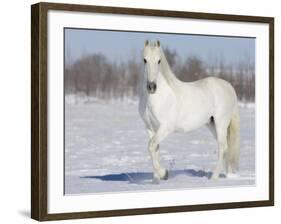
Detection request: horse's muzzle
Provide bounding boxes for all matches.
[147,81,157,94]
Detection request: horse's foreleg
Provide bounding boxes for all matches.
[148,127,169,181]
[148,143,163,182]
[147,130,161,181]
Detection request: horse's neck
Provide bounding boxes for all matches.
[160,49,179,88]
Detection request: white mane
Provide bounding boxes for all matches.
[158,47,179,88]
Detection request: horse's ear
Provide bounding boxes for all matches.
[145,40,149,47]
[157,40,160,47]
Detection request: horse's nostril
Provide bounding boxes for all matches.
[147,82,157,93]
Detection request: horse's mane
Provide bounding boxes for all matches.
[159,47,178,87]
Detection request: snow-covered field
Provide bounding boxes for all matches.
[64,96,255,195]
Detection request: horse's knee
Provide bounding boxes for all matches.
[148,138,158,151]
[155,144,159,152]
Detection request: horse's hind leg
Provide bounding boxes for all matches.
[211,120,229,180]
[207,116,217,139]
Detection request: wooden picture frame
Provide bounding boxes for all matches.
[31,2,274,221]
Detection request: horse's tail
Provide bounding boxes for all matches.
[226,105,240,173]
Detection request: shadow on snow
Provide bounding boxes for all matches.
[80,169,225,184]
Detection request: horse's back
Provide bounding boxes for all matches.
[197,77,236,98]
[195,77,238,120]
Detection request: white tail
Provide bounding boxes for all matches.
[226,106,240,173]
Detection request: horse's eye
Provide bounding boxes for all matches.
[158,59,161,64]
[144,59,147,64]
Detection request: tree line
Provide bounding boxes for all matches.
[65,47,255,102]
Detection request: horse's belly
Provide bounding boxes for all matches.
[175,115,210,132]
[175,103,213,132]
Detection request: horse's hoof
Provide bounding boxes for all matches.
[161,169,169,180]
[210,173,219,180]
[152,177,160,184]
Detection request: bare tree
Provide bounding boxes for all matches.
[176,55,206,82]
[65,49,255,103]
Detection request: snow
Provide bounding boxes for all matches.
[64,98,255,195]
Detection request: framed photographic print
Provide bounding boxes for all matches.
[31,2,274,221]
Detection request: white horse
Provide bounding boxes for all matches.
[139,40,240,182]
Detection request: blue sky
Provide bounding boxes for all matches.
[65,28,255,66]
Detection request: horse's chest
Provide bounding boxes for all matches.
[145,108,160,131]
[143,91,175,130]
[141,98,160,131]
[139,75,176,131]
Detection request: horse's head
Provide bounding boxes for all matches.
[143,40,162,94]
